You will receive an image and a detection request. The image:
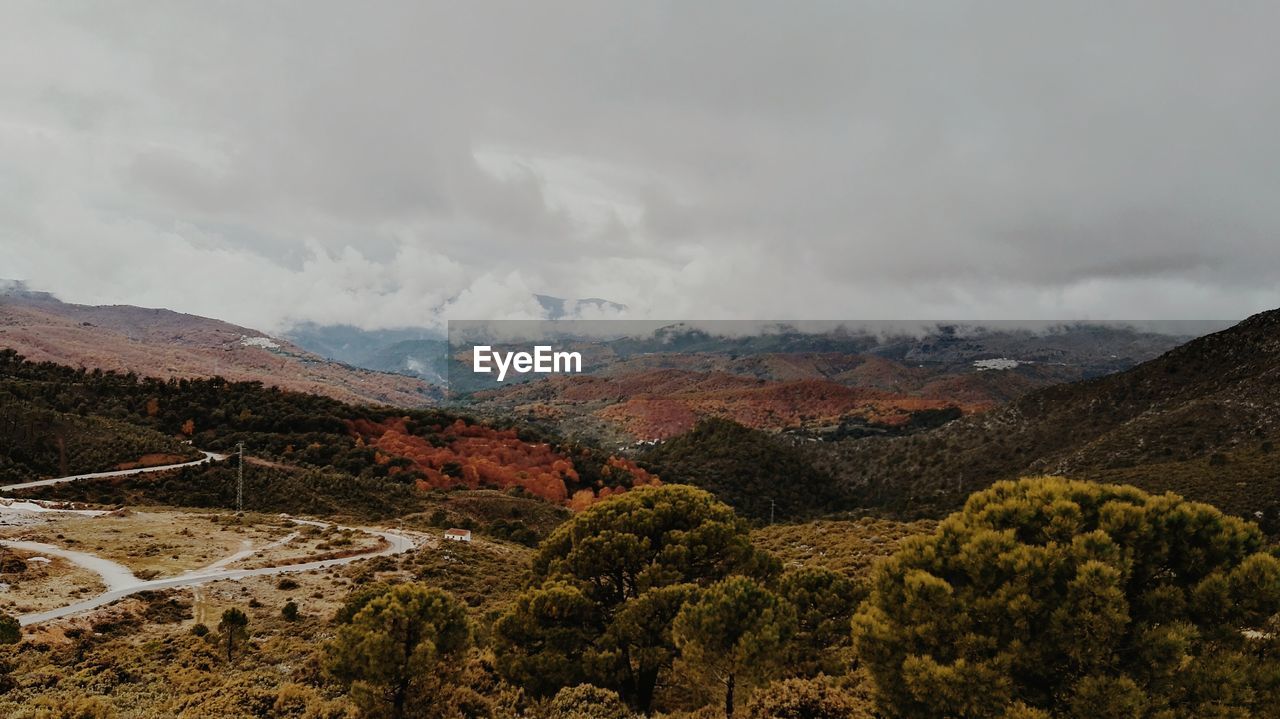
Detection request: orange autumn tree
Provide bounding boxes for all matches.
[347,418,656,507]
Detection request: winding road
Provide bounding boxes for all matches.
[0,453,420,626]
[0,450,225,493]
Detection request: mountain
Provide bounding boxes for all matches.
[283,322,449,384]
[601,321,1206,377]
[473,368,986,443]
[819,308,1280,521]
[534,293,627,319]
[0,289,440,407]
[280,294,626,380]
[457,324,1200,443]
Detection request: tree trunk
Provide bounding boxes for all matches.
[393,678,408,719]
[636,667,660,714]
[725,673,735,719]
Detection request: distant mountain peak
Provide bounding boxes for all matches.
[0,279,56,301]
[534,294,627,319]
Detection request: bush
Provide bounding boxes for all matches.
[282,600,300,621]
[190,622,210,637]
[30,695,116,719]
[743,677,870,719]
[0,612,19,645]
[547,684,632,719]
[853,476,1280,719]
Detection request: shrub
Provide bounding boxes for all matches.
[0,612,19,645]
[743,677,870,719]
[219,608,250,663]
[30,695,116,719]
[547,684,632,719]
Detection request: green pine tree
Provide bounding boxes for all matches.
[326,583,469,719]
[673,576,796,718]
[852,476,1280,719]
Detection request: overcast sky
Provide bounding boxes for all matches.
[2,2,1279,331]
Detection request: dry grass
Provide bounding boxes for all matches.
[0,510,294,579]
[238,524,386,569]
[0,551,105,614]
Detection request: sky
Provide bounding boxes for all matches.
[2,1,1279,332]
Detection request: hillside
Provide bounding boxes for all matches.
[0,349,651,509]
[478,369,984,441]
[0,289,440,407]
[639,418,843,520]
[820,308,1280,520]
[0,397,199,484]
[460,324,1195,442]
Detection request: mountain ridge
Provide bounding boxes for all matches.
[0,291,440,407]
[820,307,1280,518]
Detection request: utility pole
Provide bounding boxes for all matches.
[236,442,244,513]
[769,498,776,525]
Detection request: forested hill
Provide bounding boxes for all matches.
[819,308,1280,522]
[0,397,199,484]
[0,349,653,506]
[639,418,844,521]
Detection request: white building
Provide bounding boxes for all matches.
[443,528,472,543]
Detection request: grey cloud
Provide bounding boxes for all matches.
[1,1,1278,331]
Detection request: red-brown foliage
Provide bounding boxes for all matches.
[347,418,656,507]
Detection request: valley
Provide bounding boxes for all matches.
[0,306,1276,717]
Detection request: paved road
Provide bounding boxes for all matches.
[0,451,225,492]
[0,453,419,626]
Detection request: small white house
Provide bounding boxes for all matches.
[443,528,472,543]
